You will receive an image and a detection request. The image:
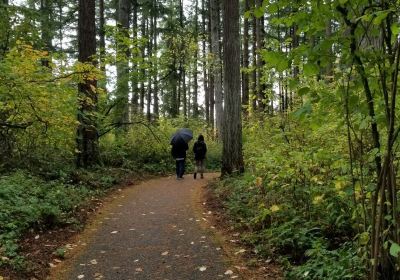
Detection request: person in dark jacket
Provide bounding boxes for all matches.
[171,137,189,179]
[192,135,207,179]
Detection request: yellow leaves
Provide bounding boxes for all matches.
[270,204,280,212]
[255,176,263,187]
[334,180,345,191]
[358,232,370,246]
[313,195,324,205]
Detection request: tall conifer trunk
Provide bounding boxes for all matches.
[222,0,244,175]
[76,0,98,168]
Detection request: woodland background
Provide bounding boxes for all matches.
[1,0,400,279]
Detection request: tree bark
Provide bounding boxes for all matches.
[222,0,244,175]
[153,0,159,119]
[192,0,199,117]
[202,0,210,124]
[242,0,250,115]
[99,0,106,73]
[116,0,131,125]
[250,0,257,112]
[210,0,223,138]
[131,0,139,116]
[76,0,99,168]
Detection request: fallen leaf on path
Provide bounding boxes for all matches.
[231,276,239,279]
[94,272,104,279]
[161,251,169,256]
[234,249,246,255]
[49,263,56,268]
[224,270,234,275]
[199,266,207,271]
[35,235,40,240]
[110,231,118,234]
[134,259,139,262]
[90,259,98,265]
[135,268,143,272]
[190,242,195,245]
[77,275,85,279]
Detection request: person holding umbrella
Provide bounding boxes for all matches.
[170,128,193,179]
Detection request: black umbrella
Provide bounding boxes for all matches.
[170,128,193,144]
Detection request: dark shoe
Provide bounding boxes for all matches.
[200,174,204,179]
[194,173,197,179]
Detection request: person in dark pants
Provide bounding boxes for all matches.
[171,137,189,179]
[193,135,207,179]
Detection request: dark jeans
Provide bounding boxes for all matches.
[176,159,185,178]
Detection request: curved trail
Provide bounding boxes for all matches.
[51,174,241,280]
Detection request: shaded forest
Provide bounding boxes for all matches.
[0,0,400,279]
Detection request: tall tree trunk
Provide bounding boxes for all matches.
[146,17,152,122]
[140,12,146,114]
[76,0,98,168]
[208,0,215,130]
[183,68,187,118]
[0,0,10,59]
[153,0,159,119]
[255,0,264,111]
[99,0,106,73]
[192,0,199,118]
[131,0,139,116]
[40,0,52,67]
[116,0,130,125]
[251,0,257,112]
[222,0,244,175]
[202,0,209,124]
[242,0,250,115]
[210,0,223,138]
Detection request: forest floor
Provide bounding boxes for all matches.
[2,173,282,280]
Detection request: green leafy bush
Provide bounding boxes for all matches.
[0,171,95,267]
[214,114,368,279]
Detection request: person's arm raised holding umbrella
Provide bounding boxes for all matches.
[170,128,193,179]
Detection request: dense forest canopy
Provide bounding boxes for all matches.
[1,0,400,279]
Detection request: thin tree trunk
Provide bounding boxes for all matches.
[242,0,250,115]
[251,0,257,112]
[116,0,130,125]
[146,17,152,122]
[210,0,223,138]
[153,0,159,119]
[131,0,139,115]
[202,0,209,124]
[192,0,199,117]
[140,11,146,114]
[99,0,106,73]
[208,0,215,130]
